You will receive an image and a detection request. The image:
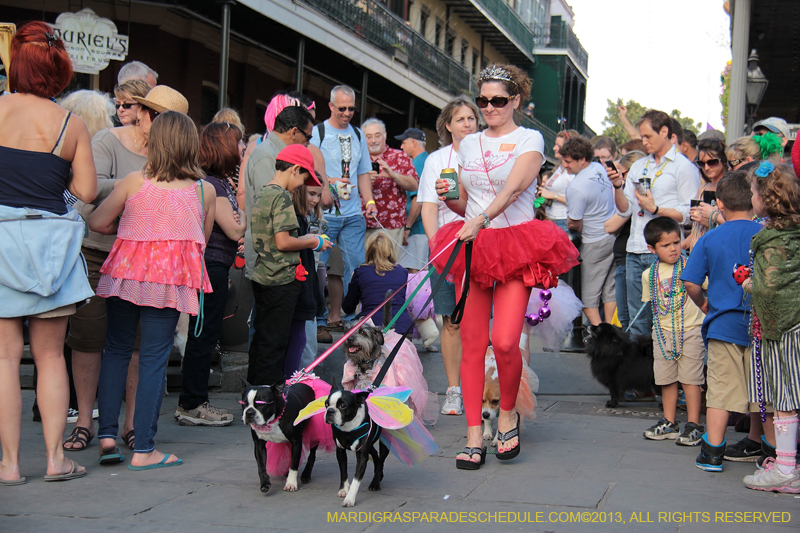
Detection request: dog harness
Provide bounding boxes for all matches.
[336,419,380,452]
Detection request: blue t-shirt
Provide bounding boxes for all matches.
[310,122,372,218]
[342,264,413,333]
[406,152,428,236]
[681,219,763,346]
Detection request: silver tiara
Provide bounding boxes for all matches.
[479,66,516,86]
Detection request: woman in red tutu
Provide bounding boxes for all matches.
[431,64,579,469]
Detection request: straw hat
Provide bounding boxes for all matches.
[133,85,189,114]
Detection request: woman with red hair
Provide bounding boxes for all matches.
[0,21,97,484]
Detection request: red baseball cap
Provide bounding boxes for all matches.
[276,145,320,186]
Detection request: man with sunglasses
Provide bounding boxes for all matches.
[310,85,375,332]
[608,109,701,338]
[243,106,315,280]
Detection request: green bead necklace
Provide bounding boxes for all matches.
[650,256,687,361]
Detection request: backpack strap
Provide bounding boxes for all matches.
[318,122,325,144]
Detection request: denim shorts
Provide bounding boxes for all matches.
[429,267,457,316]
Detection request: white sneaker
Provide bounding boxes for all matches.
[92,408,99,419]
[743,459,800,493]
[67,408,79,424]
[441,388,463,416]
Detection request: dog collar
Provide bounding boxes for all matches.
[249,392,286,432]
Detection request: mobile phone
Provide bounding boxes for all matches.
[702,191,717,205]
[690,199,701,208]
[605,160,617,173]
[371,162,380,173]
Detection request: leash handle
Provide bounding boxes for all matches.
[449,241,472,325]
[370,240,464,389]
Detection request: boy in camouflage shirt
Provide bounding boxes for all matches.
[248,145,331,386]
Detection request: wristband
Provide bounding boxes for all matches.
[653,206,659,215]
[366,200,376,206]
[613,183,622,189]
[314,236,325,251]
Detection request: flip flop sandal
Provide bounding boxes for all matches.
[43,460,87,482]
[98,446,125,465]
[496,413,521,461]
[0,477,26,486]
[128,454,183,471]
[456,446,486,470]
[63,426,94,452]
[122,430,135,450]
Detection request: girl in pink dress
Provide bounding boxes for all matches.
[90,112,216,470]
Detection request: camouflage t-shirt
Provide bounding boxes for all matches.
[250,184,300,286]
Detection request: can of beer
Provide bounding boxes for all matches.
[441,168,459,200]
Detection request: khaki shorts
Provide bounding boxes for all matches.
[652,326,705,386]
[66,247,141,352]
[706,339,749,413]
[327,245,345,277]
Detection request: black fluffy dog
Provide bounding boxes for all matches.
[325,388,390,507]
[240,379,318,493]
[585,323,656,408]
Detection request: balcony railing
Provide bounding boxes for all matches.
[531,21,589,73]
[297,0,472,96]
[472,0,535,58]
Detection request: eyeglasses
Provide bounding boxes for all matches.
[696,158,722,169]
[296,128,313,142]
[336,106,356,113]
[475,96,512,109]
[116,102,137,109]
[143,106,159,121]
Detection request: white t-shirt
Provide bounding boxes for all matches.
[565,162,616,244]
[457,127,544,229]
[543,164,575,220]
[417,144,464,229]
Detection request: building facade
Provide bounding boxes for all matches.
[1,0,591,158]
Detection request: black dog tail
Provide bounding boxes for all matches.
[383,290,393,328]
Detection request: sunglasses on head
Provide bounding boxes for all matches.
[116,102,137,109]
[728,158,742,169]
[475,95,512,109]
[337,106,356,113]
[696,158,722,169]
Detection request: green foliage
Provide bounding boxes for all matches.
[720,61,731,131]
[601,98,701,146]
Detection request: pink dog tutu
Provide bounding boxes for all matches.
[265,374,336,477]
[343,327,439,425]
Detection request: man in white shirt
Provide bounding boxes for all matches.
[563,136,617,326]
[608,110,701,337]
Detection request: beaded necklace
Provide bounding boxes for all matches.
[748,248,767,423]
[643,155,670,187]
[649,256,687,360]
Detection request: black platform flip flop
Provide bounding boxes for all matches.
[496,413,520,461]
[456,446,487,470]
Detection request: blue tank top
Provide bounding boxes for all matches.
[0,112,72,215]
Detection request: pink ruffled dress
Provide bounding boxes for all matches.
[97,179,212,314]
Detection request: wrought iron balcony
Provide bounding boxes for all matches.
[297,0,472,96]
[531,21,589,74]
[443,0,535,63]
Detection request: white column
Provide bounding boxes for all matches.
[727,0,750,145]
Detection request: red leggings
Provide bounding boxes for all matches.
[457,278,532,427]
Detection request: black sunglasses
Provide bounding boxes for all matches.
[336,106,356,113]
[296,128,313,142]
[475,96,512,109]
[116,102,137,109]
[143,106,159,121]
[696,158,722,169]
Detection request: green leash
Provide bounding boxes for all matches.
[382,267,433,334]
[194,180,207,338]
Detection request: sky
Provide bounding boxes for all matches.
[567,0,732,134]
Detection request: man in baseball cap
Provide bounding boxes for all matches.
[753,117,791,149]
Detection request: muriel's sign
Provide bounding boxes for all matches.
[52,8,128,74]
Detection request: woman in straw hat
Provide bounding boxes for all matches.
[0,21,96,484]
[63,85,190,454]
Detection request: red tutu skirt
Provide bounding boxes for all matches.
[430,220,579,289]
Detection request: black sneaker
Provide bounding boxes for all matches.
[757,435,777,469]
[724,437,761,462]
[695,435,725,472]
[643,418,680,440]
[675,422,704,446]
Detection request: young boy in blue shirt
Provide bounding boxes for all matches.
[681,171,763,472]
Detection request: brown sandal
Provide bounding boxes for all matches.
[122,429,135,450]
[63,426,94,451]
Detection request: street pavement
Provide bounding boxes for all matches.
[1,337,797,532]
